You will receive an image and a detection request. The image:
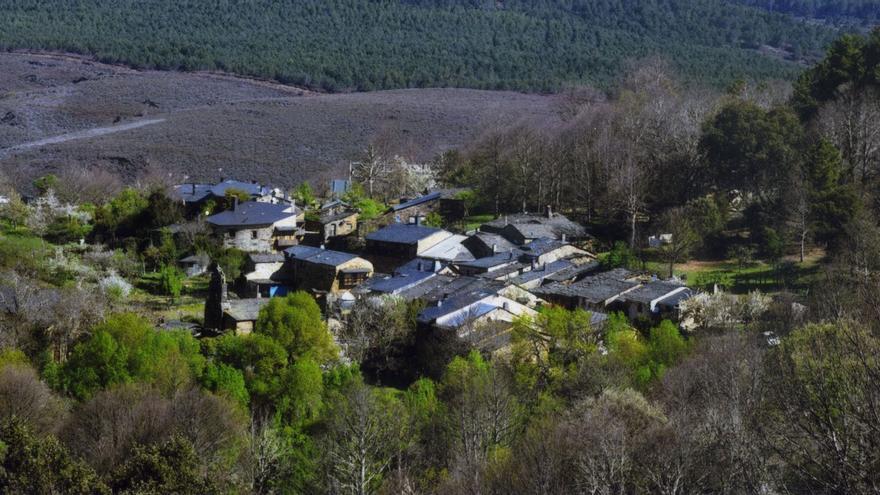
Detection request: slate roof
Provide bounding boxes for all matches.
[366,224,446,245]
[455,251,522,270]
[510,260,573,285]
[366,270,437,294]
[623,281,687,304]
[319,209,358,224]
[533,276,639,304]
[417,289,497,324]
[206,201,295,228]
[463,232,517,255]
[519,238,568,258]
[249,253,285,264]
[392,191,442,211]
[419,234,475,262]
[172,184,213,203]
[656,288,694,308]
[210,179,268,198]
[285,245,359,267]
[544,261,602,282]
[225,299,269,322]
[481,213,587,240]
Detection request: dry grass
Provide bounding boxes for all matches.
[0,52,560,192]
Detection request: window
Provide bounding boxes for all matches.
[339,271,369,289]
[251,230,258,239]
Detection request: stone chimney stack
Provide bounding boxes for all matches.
[546,205,553,218]
[204,262,229,331]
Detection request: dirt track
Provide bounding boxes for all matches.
[0,118,165,158]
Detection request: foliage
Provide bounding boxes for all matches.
[32,174,59,196]
[0,418,109,494]
[93,188,149,242]
[601,241,637,269]
[109,436,218,495]
[224,187,251,206]
[158,264,184,302]
[293,181,316,208]
[256,292,338,365]
[44,214,93,244]
[61,313,205,400]
[0,0,842,91]
[214,247,247,281]
[423,211,444,228]
[206,333,288,408]
[344,184,386,221]
[201,361,249,409]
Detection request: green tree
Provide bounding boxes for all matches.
[110,436,218,494]
[61,313,205,399]
[257,292,338,364]
[32,174,58,196]
[224,187,251,206]
[293,181,316,208]
[158,264,184,303]
[207,333,288,408]
[201,362,249,409]
[647,320,689,370]
[601,241,636,269]
[0,419,109,494]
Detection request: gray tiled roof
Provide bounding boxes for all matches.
[392,192,441,211]
[225,298,269,322]
[172,184,212,203]
[533,276,639,304]
[482,213,587,240]
[623,281,687,304]
[455,251,521,270]
[285,245,360,267]
[207,201,295,228]
[510,260,573,284]
[248,253,285,264]
[366,224,445,245]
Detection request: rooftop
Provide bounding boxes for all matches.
[419,234,475,262]
[481,212,587,240]
[510,259,573,285]
[172,183,212,203]
[248,253,286,264]
[207,201,296,228]
[455,250,522,270]
[366,224,448,245]
[285,245,360,267]
[623,280,687,304]
[225,298,269,322]
[533,275,639,304]
[392,191,442,211]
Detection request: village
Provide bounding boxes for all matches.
[160,175,697,360]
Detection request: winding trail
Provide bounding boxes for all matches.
[0,118,165,158]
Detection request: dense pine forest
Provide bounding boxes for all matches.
[733,0,879,23]
[0,0,855,91]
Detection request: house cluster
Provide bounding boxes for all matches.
[176,181,693,353]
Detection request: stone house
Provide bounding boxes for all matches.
[206,200,300,252]
[388,188,469,224]
[204,263,268,335]
[285,245,374,294]
[304,200,358,244]
[480,209,588,244]
[365,224,455,263]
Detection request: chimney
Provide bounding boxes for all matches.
[562,233,566,243]
[433,260,442,272]
[530,259,536,270]
[320,244,326,250]
[191,183,196,194]
[504,215,508,226]
[233,197,239,211]
[418,261,424,271]
[502,301,510,311]
[491,243,497,254]
[547,205,553,218]
[437,300,443,308]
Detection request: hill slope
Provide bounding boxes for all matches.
[0,53,560,191]
[0,0,847,91]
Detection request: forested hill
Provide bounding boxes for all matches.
[729,0,879,25]
[0,0,857,91]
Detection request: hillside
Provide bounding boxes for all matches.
[0,0,848,91]
[730,0,879,25]
[0,52,559,191]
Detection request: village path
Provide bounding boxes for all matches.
[0,117,165,158]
